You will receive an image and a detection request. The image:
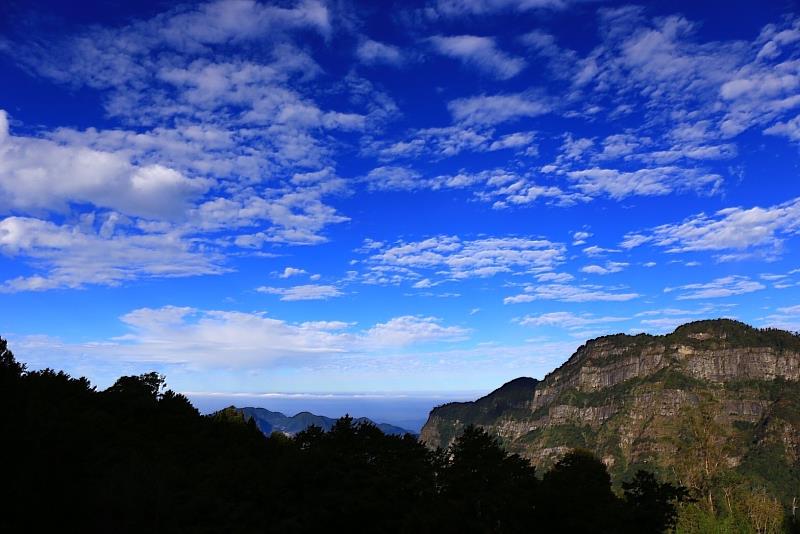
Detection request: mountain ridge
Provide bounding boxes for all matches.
[421,319,800,507]
[222,406,415,436]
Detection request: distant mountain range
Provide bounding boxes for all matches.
[421,319,800,507]
[228,406,415,436]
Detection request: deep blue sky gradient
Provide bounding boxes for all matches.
[0,0,799,400]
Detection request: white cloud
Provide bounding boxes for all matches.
[765,113,800,141]
[257,284,343,301]
[97,306,467,367]
[111,307,347,364]
[279,267,307,278]
[448,93,550,126]
[573,11,800,144]
[504,283,639,303]
[566,166,722,200]
[361,315,469,348]
[580,261,628,275]
[359,165,581,209]
[582,245,618,256]
[356,39,405,65]
[572,230,592,245]
[665,275,765,300]
[0,0,367,277]
[0,111,210,220]
[535,272,574,283]
[364,166,423,190]
[0,216,224,292]
[365,126,535,162]
[429,35,525,79]
[621,197,800,259]
[488,131,536,151]
[365,235,565,283]
[516,311,627,329]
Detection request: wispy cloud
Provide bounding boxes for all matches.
[356,39,405,65]
[363,235,565,285]
[257,284,343,301]
[665,275,765,300]
[504,283,639,303]
[448,93,551,126]
[429,35,525,79]
[621,197,800,260]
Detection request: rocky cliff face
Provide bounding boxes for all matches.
[421,320,800,501]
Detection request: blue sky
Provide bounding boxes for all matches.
[1,0,800,397]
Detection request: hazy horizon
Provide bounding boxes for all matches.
[186,390,488,431]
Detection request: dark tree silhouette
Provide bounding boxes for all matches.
[436,425,537,533]
[537,449,623,533]
[623,470,690,532]
[0,338,687,533]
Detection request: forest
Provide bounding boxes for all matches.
[0,337,690,533]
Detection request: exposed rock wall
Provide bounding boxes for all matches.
[420,320,800,502]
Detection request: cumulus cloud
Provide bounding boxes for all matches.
[0,0,369,293]
[429,35,525,79]
[279,267,307,278]
[0,111,209,220]
[73,306,469,367]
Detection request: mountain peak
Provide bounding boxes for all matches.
[421,319,800,506]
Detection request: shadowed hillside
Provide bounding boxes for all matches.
[1,336,688,533]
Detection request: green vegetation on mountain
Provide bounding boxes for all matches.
[421,319,800,532]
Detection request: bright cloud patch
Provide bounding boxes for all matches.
[107,306,468,366]
[622,197,800,260]
[504,283,639,303]
[665,275,765,300]
[429,35,525,80]
[0,111,209,219]
[364,235,565,284]
[0,217,224,291]
[257,284,343,301]
[448,93,550,126]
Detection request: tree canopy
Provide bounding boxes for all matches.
[1,338,690,532]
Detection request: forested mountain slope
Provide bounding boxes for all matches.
[422,320,800,527]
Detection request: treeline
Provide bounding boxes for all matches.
[1,339,686,533]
